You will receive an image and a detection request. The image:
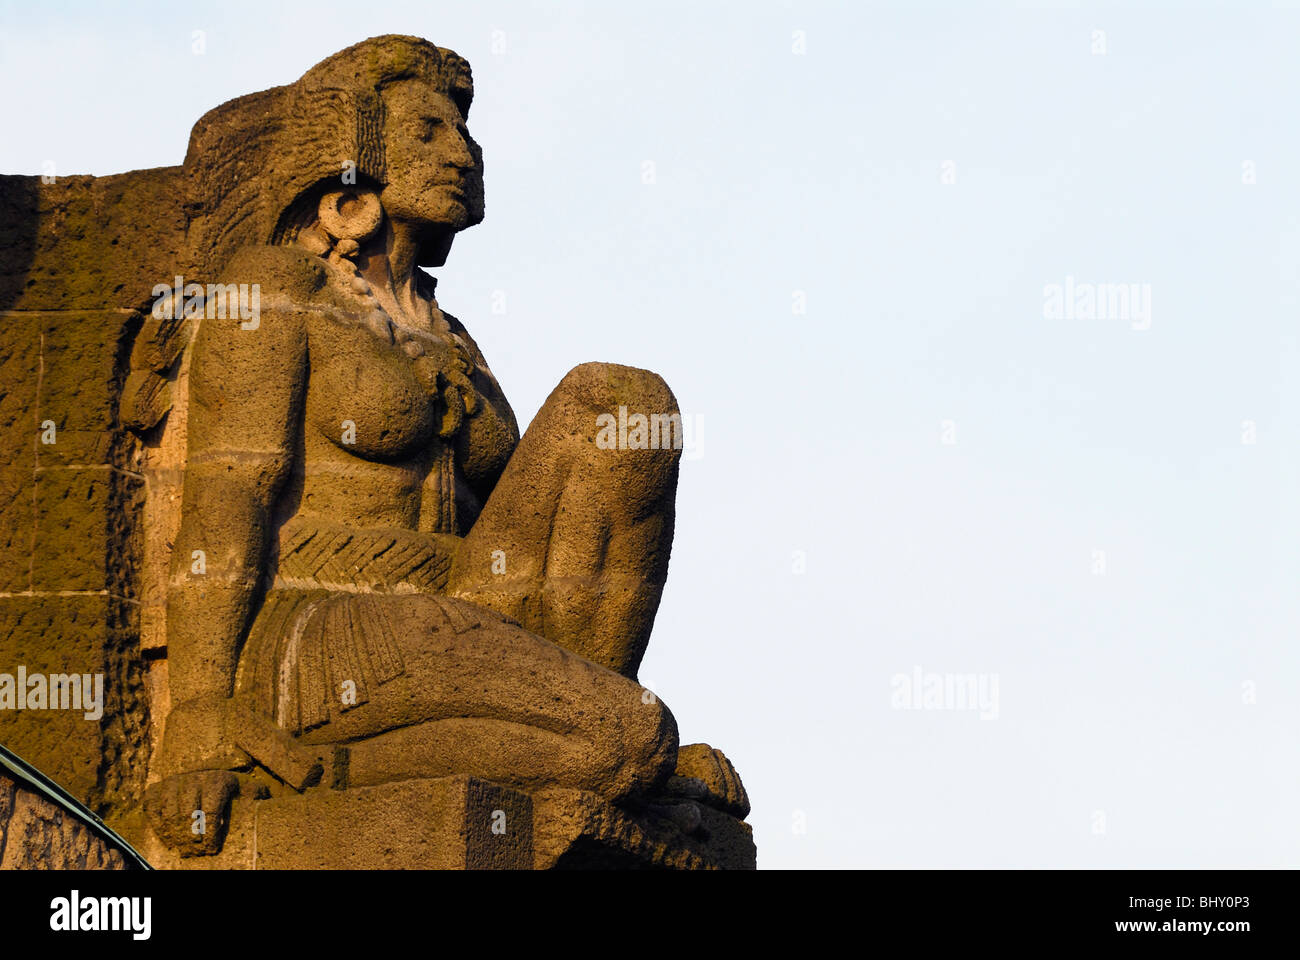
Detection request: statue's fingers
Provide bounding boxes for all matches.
[459,380,479,415]
[438,385,465,437]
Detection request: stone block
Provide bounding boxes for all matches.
[128,776,534,870]
[0,466,33,593]
[0,595,113,806]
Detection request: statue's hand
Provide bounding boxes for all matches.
[144,769,239,857]
[155,695,324,791]
[148,695,327,856]
[415,333,481,437]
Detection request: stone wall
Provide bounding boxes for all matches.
[0,170,191,820]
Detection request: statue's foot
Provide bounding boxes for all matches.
[665,744,750,819]
[641,798,705,836]
[144,770,240,857]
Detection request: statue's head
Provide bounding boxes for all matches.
[185,35,484,272]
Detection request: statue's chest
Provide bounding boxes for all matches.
[304,318,439,461]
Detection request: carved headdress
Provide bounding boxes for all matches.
[125,35,475,436]
[182,34,476,276]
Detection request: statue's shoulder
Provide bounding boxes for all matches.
[216,244,332,312]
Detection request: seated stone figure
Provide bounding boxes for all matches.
[139,35,748,860]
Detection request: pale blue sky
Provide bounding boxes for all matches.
[2,0,1297,868]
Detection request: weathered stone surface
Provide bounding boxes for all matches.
[0,305,149,822]
[0,768,130,869]
[0,34,755,870]
[0,170,191,314]
[0,597,115,805]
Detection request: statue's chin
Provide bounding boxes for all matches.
[414,224,458,268]
[377,206,461,267]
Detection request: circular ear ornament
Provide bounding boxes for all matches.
[318,189,383,242]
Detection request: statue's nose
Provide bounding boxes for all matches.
[447,151,475,172]
[445,128,476,169]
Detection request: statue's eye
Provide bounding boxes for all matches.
[418,117,442,143]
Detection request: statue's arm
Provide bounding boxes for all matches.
[165,305,307,722]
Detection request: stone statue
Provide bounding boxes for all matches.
[121,36,750,866]
[0,34,751,869]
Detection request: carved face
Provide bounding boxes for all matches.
[379,78,484,256]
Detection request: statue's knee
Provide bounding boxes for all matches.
[542,363,683,510]
[556,361,678,419]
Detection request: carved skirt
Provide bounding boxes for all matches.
[235,518,466,735]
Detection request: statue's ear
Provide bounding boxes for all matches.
[317,188,384,244]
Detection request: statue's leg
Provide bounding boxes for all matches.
[282,593,677,802]
[449,361,681,679]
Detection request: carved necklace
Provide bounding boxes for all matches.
[304,189,480,432]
